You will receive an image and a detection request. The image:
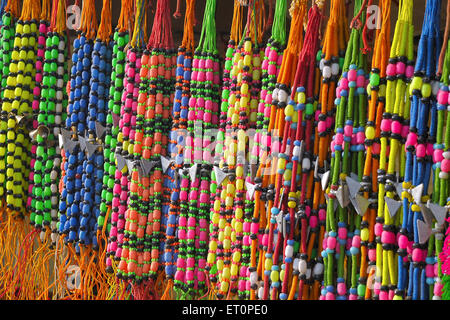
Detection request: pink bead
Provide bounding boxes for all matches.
[322,236,328,250]
[178,229,186,240]
[338,227,347,240]
[425,264,435,278]
[348,69,357,82]
[251,222,259,234]
[416,144,426,158]
[309,216,318,229]
[305,206,311,217]
[381,231,395,244]
[356,75,365,88]
[396,61,405,75]
[349,294,358,300]
[381,119,391,132]
[386,64,396,76]
[336,87,342,99]
[318,209,326,221]
[269,50,277,62]
[373,282,381,295]
[379,290,388,300]
[368,248,376,261]
[405,65,414,78]
[243,235,250,246]
[426,143,434,156]
[356,132,365,144]
[352,235,361,248]
[374,223,383,237]
[391,121,402,134]
[340,78,349,90]
[401,125,409,138]
[412,248,423,262]
[337,282,346,296]
[110,241,117,252]
[442,159,450,172]
[205,59,213,69]
[344,125,353,137]
[327,236,336,250]
[372,142,381,154]
[434,282,443,296]
[318,121,326,133]
[437,90,449,105]
[262,59,269,70]
[199,231,208,242]
[268,64,277,75]
[185,270,194,281]
[325,292,335,300]
[262,234,268,246]
[406,132,418,147]
[238,280,246,292]
[398,235,409,249]
[187,229,195,240]
[277,54,283,66]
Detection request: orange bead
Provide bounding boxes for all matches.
[163,96,170,107]
[142,149,151,159]
[143,136,153,147]
[145,109,155,119]
[128,209,138,221]
[121,248,129,259]
[150,68,158,78]
[127,261,137,273]
[133,144,142,155]
[158,65,165,76]
[155,103,163,115]
[150,262,158,273]
[129,249,138,261]
[150,55,158,65]
[138,215,147,226]
[153,209,161,220]
[132,170,139,181]
[130,182,138,193]
[154,170,162,179]
[118,260,128,272]
[141,177,150,187]
[146,225,152,235]
[151,249,159,259]
[139,67,148,78]
[153,143,162,155]
[136,227,145,239]
[129,222,138,233]
[137,103,146,115]
[165,69,171,80]
[141,54,149,65]
[154,131,162,142]
[144,251,151,262]
[158,54,165,64]
[143,264,150,274]
[156,92,164,102]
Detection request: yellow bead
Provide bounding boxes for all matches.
[240,96,248,109]
[219,218,226,229]
[234,221,243,233]
[231,114,239,125]
[252,70,260,80]
[231,231,236,242]
[207,253,215,264]
[244,55,251,66]
[236,165,244,177]
[297,92,306,104]
[227,183,235,195]
[283,169,292,181]
[218,231,224,241]
[217,259,224,271]
[361,228,369,241]
[231,264,238,276]
[288,201,296,209]
[235,207,243,219]
[365,126,375,140]
[284,104,294,117]
[241,83,249,95]
[270,270,279,282]
[220,281,229,293]
[209,240,217,251]
[223,238,231,249]
[280,270,285,281]
[237,141,245,152]
[277,158,286,170]
[228,94,236,105]
[411,204,420,212]
[214,201,220,213]
[253,57,261,67]
[236,178,244,190]
[232,251,241,263]
[224,225,232,237]
[265,258,272,271]
[244,41,252,52]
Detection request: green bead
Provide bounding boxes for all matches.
[369,72,380,86]
[30,211,36,223]
[106,191,113,202]
[97,215,105,227]
[35,214,43,225]
[305,103,314,115]
[357,284,366,296]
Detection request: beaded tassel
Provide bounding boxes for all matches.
[105,0,132,274]
[322,0,369,300]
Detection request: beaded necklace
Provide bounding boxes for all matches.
[174,0,219,299]
[0,0,19,203]
[104,0,132,274]
[205,0,245,294]
[30,0,67,245]
[249,0,307,301]
[59,0,97,249]
[116,0,145,284]
[402,0,441,300]
[161,0,196,299]
[359,0,391,300]
[322,0,369,300]
[438,0,450,300]
[263,2,322,301]
[171,0,196,298]
[1,0,40,217]
[307,0,347,300]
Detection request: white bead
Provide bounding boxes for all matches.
[51,232,58,243]
[284,245,293,258]
[250,271,258,284]
[319,59,325,71]
[306,268,311,279]
[322,66,331,79]
[58,53,65,63]
[331,63,339,75]
[432,295,441,300]
[56,103,63,112]
[278,89,288,103]
[443,151,450,159]
[313,262,324,275]
[57,67,64,76]
[257,286,264,299]
[298,259,307,274]
[51,221,57,229]
[293,258,299,271]
[50,170,58,181]
[302,157,310,170]
[432,81,440,96]
[54,157,61,168]
[435,233,444,241]
[439,171,448,179]
[55,115,62,125]
[51,209,58,218]
[272,88,279,101]
[56,91,63,100]
[293,146,301,158]
[58,41,66,50]
[57,78,64,87]
[40,231,46,242]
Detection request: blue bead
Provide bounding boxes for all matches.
[279,293,287,300]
